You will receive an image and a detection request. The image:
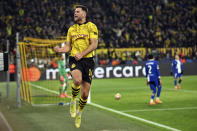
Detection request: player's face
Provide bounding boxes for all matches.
[74,8,86,22]
[175,55,179,60]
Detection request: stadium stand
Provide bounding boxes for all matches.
[0,0,196,62]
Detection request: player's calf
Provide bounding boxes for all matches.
[149,93,156,105]
[60,76,65,82]
[178,79,182,89]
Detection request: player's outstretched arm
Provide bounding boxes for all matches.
[82,38,98,56]
[54,42,71,53]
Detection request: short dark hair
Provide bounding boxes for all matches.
[148,54,154,59]
[76,5,88,13]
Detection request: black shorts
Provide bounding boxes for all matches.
[69,56,95,84]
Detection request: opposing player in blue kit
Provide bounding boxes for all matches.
[171,54,183,90]
[145,54,162,105]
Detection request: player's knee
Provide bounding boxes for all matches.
[74,79,82,86]
[153,89,156,94]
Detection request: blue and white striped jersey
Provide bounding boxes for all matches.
[171,59,183,74]
[145,60,160,82]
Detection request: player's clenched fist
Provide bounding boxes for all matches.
[75,53,83,61]
[54,46,60,52]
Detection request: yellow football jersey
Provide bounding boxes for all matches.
[66,22,98,58]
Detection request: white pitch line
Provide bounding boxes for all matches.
[0,112,13,131]
[128,86,197,94]
[31,84,59,94]
[31,84,72,107]
[31,83,72,99]
[121,107,197,113]
[31,84,181,131]
[89,102,181,131]
[32,103,58,106]
[165,88,197,93]
[97,86,197,94]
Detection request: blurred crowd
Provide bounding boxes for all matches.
[98,0,197,48]
[96,47,197,66]
[1,0,197,51]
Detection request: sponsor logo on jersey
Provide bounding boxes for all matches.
[71,63,76,69]
[72,34,88,38]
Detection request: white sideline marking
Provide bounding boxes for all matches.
[0,112,13,131]
[32,103,58,106]
[31,84,181,131]
[126,86,197,94]
[121,107,197,112]
[89,103,181,131]
[165,88,197,93]
[31,84,72,107]
[31,83,72,99]
[31,84,58,94]
[97,86,197,94]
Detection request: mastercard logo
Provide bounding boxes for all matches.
[21,67,41,82]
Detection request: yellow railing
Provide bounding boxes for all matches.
[96,47,193,57]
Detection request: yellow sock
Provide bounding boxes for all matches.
[78,97,87,112]
[71,83,80,101]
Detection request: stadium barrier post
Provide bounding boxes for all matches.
[87,89,91,104]
[16,32,21,108]
[61,42,66,64]
[6,40,10,99]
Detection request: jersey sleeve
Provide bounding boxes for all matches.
[181,61,183,72]
[89,23,98,39]
[66,27,72,43]
[171,61,174,72]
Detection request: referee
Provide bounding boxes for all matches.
[54,5,98,128]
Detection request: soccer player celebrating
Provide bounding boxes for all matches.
[54,5,98,128]
[171,54,183,90]
[58,55,69,98]
[145,54,162,105]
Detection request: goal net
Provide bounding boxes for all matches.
[19,37,71,105]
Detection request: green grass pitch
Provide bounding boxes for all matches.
[0,76,197,131]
